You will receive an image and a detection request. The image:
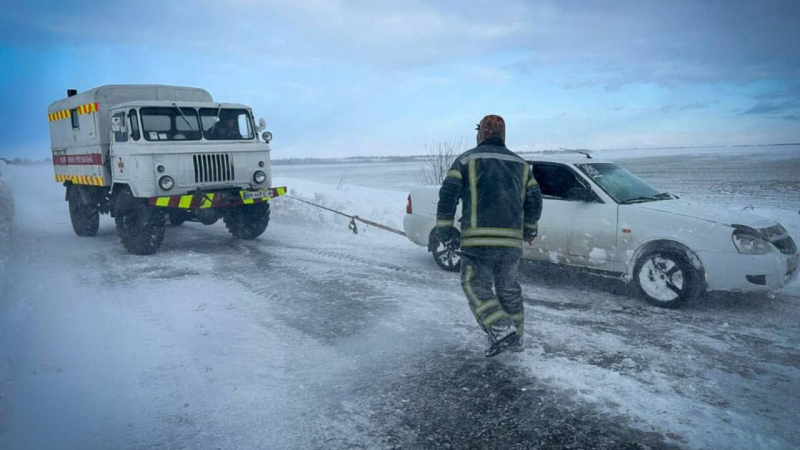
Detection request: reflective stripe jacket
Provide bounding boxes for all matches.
[436,138,542,249]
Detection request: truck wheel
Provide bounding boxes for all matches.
[430,229,461,272]
[115,199,166,255]
[633,249,701,309]
[168,210,187,227]
[68,186,99,237]
[223,203,270,239]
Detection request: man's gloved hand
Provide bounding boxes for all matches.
[524,230,538,245]
[437,226,458,246]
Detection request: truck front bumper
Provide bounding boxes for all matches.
[149,186,287,210]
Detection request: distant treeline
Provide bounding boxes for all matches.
[0,157,52,166]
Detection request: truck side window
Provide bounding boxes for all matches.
[70,109,79,129]
[128,110,140,141]
[113,112,128,142]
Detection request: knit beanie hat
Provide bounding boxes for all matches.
[476,114,505,143]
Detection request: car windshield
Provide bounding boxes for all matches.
[575,163,663,204]
[199,108,254,141]
[140,107,201,141]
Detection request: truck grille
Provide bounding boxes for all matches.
[193,153,234,184]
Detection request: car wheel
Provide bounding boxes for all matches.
[430,229,461,272]
[633,249,701,309]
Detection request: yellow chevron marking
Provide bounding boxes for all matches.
[178,196,193,209]
[200,194,215,208]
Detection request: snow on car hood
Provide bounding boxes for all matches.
[636,200,776,229]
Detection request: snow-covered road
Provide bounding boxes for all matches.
[1,148,799,449]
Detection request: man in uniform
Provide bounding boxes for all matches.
[436,115,542,357]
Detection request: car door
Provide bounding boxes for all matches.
[527,162,618,272]
[565,164,620,273]
[523,162,573,264]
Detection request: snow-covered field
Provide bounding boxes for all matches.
[1,146,799,449]
[0,161,13,295]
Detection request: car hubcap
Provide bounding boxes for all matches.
[434,242,460,269]
[639,256,683,302]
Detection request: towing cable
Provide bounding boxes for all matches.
[285,194,406,237]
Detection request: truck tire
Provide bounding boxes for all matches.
[115,196,166,255]
[168,210,187,227]
[68,186,99,237]
[223,203,270,239]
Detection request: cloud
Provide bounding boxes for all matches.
[510,1,800,88]
[660,102,708,113]
[742,101,799,115]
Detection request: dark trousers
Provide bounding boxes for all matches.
[460,248,524,341]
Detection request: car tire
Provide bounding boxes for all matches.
[223,203,270,239]
[430,229,461,272]
[633,249,702,309]
[68,186,99,237]
[114,191,166,255]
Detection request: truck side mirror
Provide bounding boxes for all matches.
[257,118,266,132]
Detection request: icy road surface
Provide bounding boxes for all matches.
[2,146,800,449]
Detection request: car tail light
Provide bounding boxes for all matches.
[406,194,412,214]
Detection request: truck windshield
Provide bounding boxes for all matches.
[199,108,254,140]
[575,163,662,204]
[140,107,201,141]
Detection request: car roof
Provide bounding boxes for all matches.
[522,153,615,165]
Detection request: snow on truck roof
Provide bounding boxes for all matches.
[47,84,213,113]
[112,100,251,109]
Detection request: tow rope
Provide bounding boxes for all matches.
[285,194,406,237]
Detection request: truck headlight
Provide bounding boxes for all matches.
[253,170,267,184]
[159,175,175,191]
[262,131,272,143]
[732,228,771,254]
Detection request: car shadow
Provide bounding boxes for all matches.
[518,259,792,314]
[519,259,633,297]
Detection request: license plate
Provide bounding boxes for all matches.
[242,190,268,200]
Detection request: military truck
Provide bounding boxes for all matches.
[48,85,285,255]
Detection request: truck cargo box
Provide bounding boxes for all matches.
[48,85,213,187]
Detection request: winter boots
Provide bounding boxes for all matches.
[484,320,519,358]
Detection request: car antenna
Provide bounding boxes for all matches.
[560,148,593,159]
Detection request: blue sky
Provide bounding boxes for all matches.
[1,0,799,159]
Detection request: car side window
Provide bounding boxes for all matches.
[532,163,592,201]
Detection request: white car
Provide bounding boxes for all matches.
[403,155,799,308]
